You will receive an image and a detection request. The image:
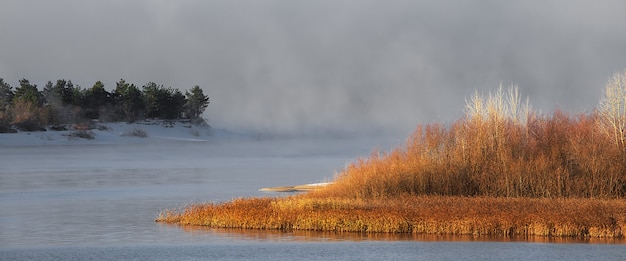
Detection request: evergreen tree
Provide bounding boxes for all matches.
[0,77,211,129]
[142,82,187,119]
[68,81,84,107]
[0,78,14,110]
[48,79,78,106]
[13,79,42,106]
[113,79,144,122]
[142,82,162,118]
[185,85,209,119]
[50,80,62,104]
[0,78,14,132]
[163,88,186,119]
[43,79,77,123]
[41,80,60,124]
[82,81,110,119]
[42,81,54,104]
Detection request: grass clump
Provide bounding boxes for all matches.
[158,71,626,238]
[122,128,148,138]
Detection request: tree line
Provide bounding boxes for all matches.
[0,78,209,132]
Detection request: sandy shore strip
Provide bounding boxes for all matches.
[259,182,332,192]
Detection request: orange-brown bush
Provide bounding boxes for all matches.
[315,110,626,199]
[10,99,52,131]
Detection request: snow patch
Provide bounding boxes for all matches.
[0,120,216,146]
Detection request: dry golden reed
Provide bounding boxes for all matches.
[159,80,626,238]
[157,196,626,238]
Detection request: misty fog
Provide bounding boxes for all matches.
[1,0,625,136]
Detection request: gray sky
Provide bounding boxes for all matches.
[1,0,625,135]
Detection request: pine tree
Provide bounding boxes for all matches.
[0,78,14,132]
[185,85,209,119]
[0,78,13,110]
[13,78,41,106]
[82,81,110,119]
[113,79,144,122]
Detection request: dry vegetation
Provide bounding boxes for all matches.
[158,71,626,238]
[158,196,626,238]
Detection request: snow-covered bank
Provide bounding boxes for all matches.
[0,120,218,146]
[259,182,333,192]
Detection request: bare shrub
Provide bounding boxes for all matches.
[0,108,16,133]
[465,84,530,125]
[598,70,626,148]
[11,100,46,131]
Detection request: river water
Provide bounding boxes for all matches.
[1,135,624,260]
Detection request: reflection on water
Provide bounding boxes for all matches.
[176,225,626,244]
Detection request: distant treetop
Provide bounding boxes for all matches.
[0,78,210,132]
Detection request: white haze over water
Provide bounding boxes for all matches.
[1,0,625,135]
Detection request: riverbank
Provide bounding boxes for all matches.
[259,182,332,192]
[156,195,626,238]
[0,119,214,146]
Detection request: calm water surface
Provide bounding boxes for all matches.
[1,136,624,260]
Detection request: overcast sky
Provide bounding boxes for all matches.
[1,0,625,135]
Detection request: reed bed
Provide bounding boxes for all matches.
[158,79,626,238]
[157,196,626,238]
